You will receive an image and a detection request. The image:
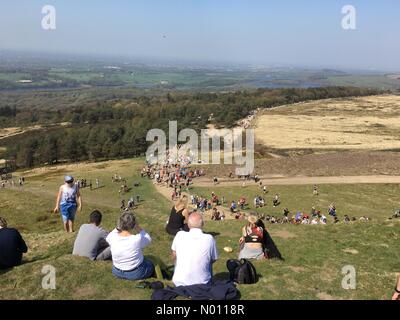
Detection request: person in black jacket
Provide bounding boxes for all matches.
[255,219,284,260]
[0,217,28,269]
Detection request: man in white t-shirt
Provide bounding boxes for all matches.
[171,212,218,287]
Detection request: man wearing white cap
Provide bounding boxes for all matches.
[54,175,82,233]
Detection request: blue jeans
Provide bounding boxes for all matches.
[112,258,155,281]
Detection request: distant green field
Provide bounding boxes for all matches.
[0,158,399,300]
[1,59,399,91]
[0,72,31,81]
[328,75,400,90]
[48,71,104,82]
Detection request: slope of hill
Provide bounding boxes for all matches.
[0,158,399,300]
[253,95,400,151]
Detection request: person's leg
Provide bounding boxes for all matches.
[63,220,69,232]
[96,246,112,261]
[139,258,155,279]
[116,259,155,281]
[112,266,125,279]
[60,203,69,232]
[67,220,74,233]
[67,205,76,233]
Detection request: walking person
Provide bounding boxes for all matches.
[53,176,82,233]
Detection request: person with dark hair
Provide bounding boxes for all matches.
[106,212,154,281]
[0,217,28,269]
[256,218,284,260]
[72,210,111,261]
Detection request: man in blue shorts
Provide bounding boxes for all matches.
[54,175,82,233]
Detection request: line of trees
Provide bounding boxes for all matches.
[2,86,385,168]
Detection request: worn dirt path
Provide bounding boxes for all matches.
[153,175,400,220]
[153,182,234,220]
[191,175,400,187]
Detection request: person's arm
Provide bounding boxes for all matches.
[171,250,177,264]
[105,228,117,245]
[239,226,246,244]
[76,188,82,213]
[53,187,62,213]
[392,275,400,300]
[182,208,189,223]
[171,234,179,264]
[211,238,218,264]
[17,230,28,253]
[135,224,151,248]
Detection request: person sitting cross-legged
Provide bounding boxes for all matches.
[72,210,111,261]
[171,212,218,286]
[107,212,155,281]
[0,217,28,269]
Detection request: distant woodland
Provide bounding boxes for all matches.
[0,86,384,168]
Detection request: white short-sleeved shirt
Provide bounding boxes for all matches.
[171,228,218,287]
[106,228,151,271]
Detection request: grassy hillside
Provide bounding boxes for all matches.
[0,158,399,300]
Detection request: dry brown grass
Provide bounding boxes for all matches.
[254,95,400,150]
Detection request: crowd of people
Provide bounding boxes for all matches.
[0,165,398,300]
[0,176,26,189]
[71,208,218,286]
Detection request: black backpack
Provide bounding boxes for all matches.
[226,259,258,284]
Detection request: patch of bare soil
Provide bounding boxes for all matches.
[195,151,400,178]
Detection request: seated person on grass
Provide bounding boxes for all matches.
[0,217,28,269]
[211,208,225,221]
[171,212,218,286]
[73,210,111,261]
[238,213,265,260]
[107,212,154,281]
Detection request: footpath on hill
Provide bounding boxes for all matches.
[153,174,400,220]
[153,182,234,220]
[191,175,400,186]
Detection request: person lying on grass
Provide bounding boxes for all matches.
[107,212,155,281]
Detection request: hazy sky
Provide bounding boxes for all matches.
[1,0,399,70]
